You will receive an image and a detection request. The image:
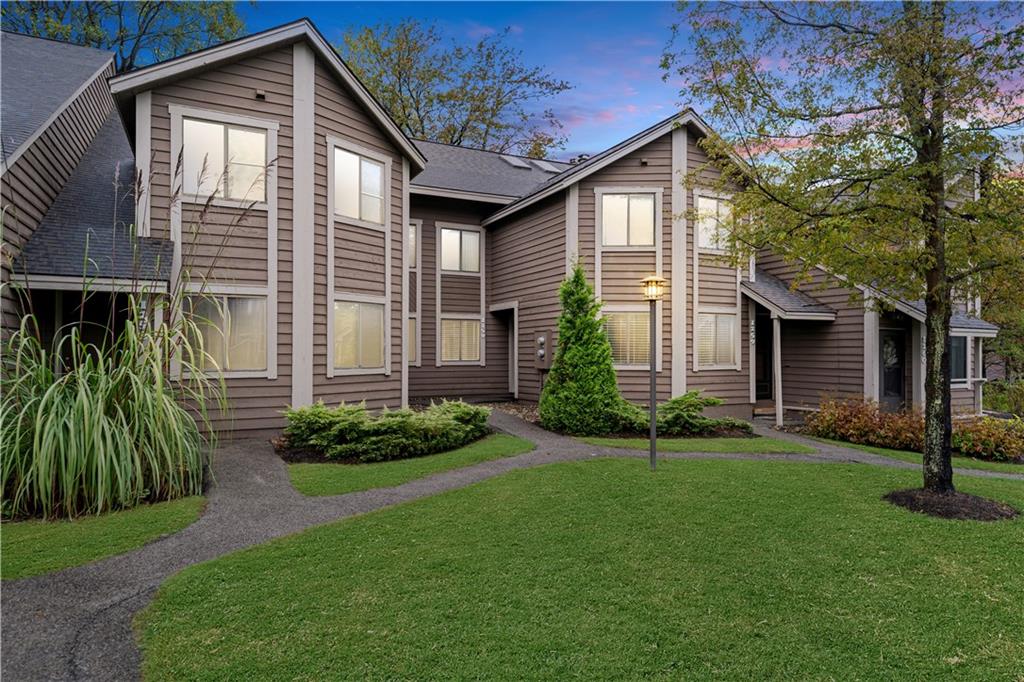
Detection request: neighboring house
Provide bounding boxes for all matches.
[0,20,997,434]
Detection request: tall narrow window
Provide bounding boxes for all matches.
[408,221,418,266]
[604,311,650,366]
[183,119,266,201]
[697,195,731,251]
[602,193,655,247]
[950,336,967,381]
[441,319,481,362]
[186,295,268,371]
[334,148,385,225]
[334,300,385,370]
[440,228,480,273]
[696,312,736,367]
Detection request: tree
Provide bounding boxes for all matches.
[2,1,244,72]
[539,263,633,435]
[340,19,571,157]
[663,2,1024,492]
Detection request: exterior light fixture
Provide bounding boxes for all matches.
[640,275,667,470]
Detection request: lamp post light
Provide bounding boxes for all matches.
[641,275,667,471]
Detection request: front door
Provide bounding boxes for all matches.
[755,308,773,400]
[879,330,906,411]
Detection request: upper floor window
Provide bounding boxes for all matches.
[696,195,731,251]
[602,193,655,247]
[440,228,480,273]
[335,148,384,225]
[950,335,967,381]
[183,118,266,202]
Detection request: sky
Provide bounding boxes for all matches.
[239,1,684,158]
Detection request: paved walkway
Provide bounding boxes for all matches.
[2,412,1020,680]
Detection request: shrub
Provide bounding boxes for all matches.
[655,391,753,436]
[983,380,1024,416]
[282,400,490,463]
[539,262,637,435]
[953,417,1024,461]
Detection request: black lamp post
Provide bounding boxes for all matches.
[641,275,667,471]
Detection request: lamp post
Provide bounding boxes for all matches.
[641,275,667,471]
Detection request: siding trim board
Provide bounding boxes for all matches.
[565,184,579,275]
[434,221,486,368]
[292,40,315,406]
[670,125,687,395]
[401,159,411,406]
[135,91,153,237]
[407,217,423,368]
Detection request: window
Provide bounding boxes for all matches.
[407,317,417,364]
[696,195,731,251]
[440,228,480,273]
[604,311,650,366]
[183,119,266,201]
[950,336,967,381]
[602,193,655,247]
[441,319,481,362]
[697,312,736,367]
[408,221,418,266]
[186,295,267,372]
[334,148,385,225]
[334,301,385,370]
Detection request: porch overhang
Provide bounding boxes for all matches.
[741,269,836,321]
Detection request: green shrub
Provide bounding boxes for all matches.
[953,417,1024,461]
[539,263,639,435]
[282,400,491,463]
[983,380,1024,416]
[655,391,752,436]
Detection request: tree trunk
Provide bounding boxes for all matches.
[922,277,954,492]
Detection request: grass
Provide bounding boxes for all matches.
[287,433,534,496]
[2,497,205,580]
[139,459,1023,680]
[815,438,1024,474]
[580,435,817,454]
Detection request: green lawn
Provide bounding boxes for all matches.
[816,438,1024,474]
[140,459,1023,680]
[580,435,817,454]
[2,496,205,581]
[288,433,534,496]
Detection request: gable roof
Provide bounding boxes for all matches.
[0,31,113,172]
[108,19,426,173]
[14,112,173,282]
[481,109,719,226]
[410,139,570,203]
[741,269,836,320]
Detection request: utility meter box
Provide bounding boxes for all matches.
[534,330,553,369]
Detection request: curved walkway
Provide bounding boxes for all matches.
[2,412,1020,680]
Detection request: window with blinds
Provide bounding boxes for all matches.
[697,312,736,367]
[333,300,385,370]
[604,311,650,366]
[440,319,481,362]
[186,295,267,372]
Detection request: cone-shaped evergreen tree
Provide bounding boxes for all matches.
[539,262,634,435]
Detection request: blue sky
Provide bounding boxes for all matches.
[241,2,684,158]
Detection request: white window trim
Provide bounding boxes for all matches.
[438,313,485,366]
[602,303,663,372]
[168,105,279,382]
[595,189,659,250]
[180,283,275,379]
[695,306,741,371]
[407,218,423,367]
[325,135,393,379]
[693,188,733,255]
[330,292,389,376]
[435,221,486,367]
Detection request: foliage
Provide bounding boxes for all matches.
[1,299,224,520]
[1,1,244,72]
[2,496,204,580]
[805,399,1022,461]
[339,19,571,157]
[663,2,1024,491]
[539,263,636,435]
[983,380,1024,416]
[283,400,491,464]
[288,434,534,497]
[656,391,753,437]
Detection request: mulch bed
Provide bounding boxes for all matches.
[883,488,1019,522]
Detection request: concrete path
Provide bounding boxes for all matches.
[2,411,1020,681]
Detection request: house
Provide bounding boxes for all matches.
[0,20,997,434]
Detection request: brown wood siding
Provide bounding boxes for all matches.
[488,194,566,401]
[335,224,386,296]
[600,252,657,301]
[1,63,115,329]
[149,47,294,435]
[757,251,866,407]
[179,204,268,285]
[312,59,403,409]
[408,197,509,401]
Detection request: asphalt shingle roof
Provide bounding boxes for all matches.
[742,268,836,318]
[902,299,999,333]
[1,32,112,163]
[15,113,173,281]
[411,139,571,199]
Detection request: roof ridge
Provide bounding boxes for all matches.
[411,137,571,165]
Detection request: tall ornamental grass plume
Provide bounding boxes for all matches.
[1,293,226,520]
